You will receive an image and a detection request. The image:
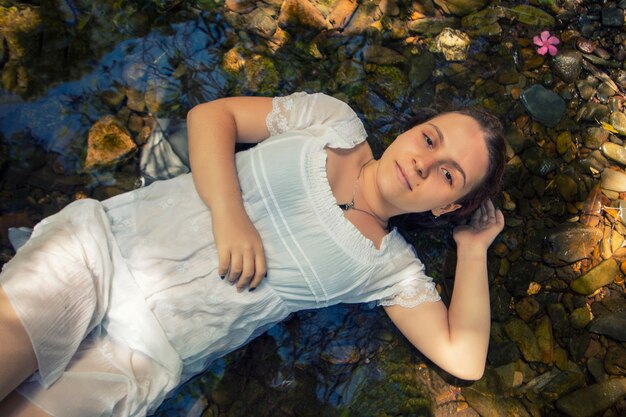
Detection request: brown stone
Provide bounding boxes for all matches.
[84,115,137,170]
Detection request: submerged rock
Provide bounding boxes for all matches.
[601,7,625,27]
[543,223,603,265]
[504,318,541,362]
[609,111,626,136]
[570,259,618,295]
[601,142,626,165]
[278,0,329,30]
[556,378,626,417]
[551,50,582,83]
[505,5,555,27]
[429,27,470,61]
[84,115,137,170]
[434,0,490,16]
[588,311,626,341]
[520,84,566,127]
[601,168,626,192]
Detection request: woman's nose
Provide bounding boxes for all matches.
[415,156,433,178]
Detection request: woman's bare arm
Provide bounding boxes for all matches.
[384,201,504,380]
[187,96,273,291]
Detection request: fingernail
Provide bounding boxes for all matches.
[249,287,256,292]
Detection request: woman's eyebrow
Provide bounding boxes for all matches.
[426,122,467,187]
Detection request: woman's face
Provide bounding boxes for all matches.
[376,112,490,217]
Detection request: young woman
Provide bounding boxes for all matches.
[0,92,505,417]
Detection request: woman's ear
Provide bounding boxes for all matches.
[431,203,461,217]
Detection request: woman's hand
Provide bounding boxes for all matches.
[453,199,504,250]
[212,207,266,291]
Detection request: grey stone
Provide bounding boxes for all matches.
[601,7,625,27]
[524,368,585,402]
[589,311,626,342]
[585,127,609,149]
[577,102,610,122]
[580,150,609,174]
[521,146,556,177]
[521,84,566,127]
[551,50,582,83]
[604,344,626,376]
[555,174,579,202]
[576,78,598,100]
[556,378,626,417]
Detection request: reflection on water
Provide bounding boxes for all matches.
[1,15,227,170]
[3,0,626,416]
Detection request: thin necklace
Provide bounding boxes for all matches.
[338,158,388,228]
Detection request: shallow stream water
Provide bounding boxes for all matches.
[1,1,626,416]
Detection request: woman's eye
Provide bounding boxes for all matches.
[443,169,453,184]
[424,134,433,147]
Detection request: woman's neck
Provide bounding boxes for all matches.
[359,160,394,223]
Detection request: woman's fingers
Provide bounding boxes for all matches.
[220,245,266,291]
[217,247,231,279]
[248,253,267,291]
[227,252,243,283]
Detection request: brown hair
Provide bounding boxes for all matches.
[390,107,506,230]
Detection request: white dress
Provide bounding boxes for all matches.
[0,92,440,417]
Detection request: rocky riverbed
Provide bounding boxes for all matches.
[1,0,626,416]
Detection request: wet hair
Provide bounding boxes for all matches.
[389,107,506,230]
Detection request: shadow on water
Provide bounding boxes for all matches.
[2,0,626,416]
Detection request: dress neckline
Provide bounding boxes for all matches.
[306,139,410,262]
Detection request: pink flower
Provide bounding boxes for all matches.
[533,30,560,56]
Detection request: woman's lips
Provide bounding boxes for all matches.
[396,162,412,191]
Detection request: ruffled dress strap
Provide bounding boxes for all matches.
[266,91,367,149]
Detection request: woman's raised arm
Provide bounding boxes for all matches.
[187,96,273,291]
[384,200,504,380]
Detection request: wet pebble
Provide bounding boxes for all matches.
[84,115,137,170]
[504,318,541,362]
[362,45,404,65]
[585,126,609,149]
[601,168,626,192]
[602,141,626,165]
[576,37,596,54]
[515,297,541,322]
[430,27,470,61]
[551,50,582,83]
[604,344,626,376]
[570,259,618,295]
[521,84,566,127]
[609,111,626,136]
[576,78,598,100]
[588,311,626,342]
[556,174,579,202]
[543,223,603,265]
[577,102,610,122]
[601,7,625,27]
[569,305,593,329]
[556,378,626,417]
[535,316,555,364]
